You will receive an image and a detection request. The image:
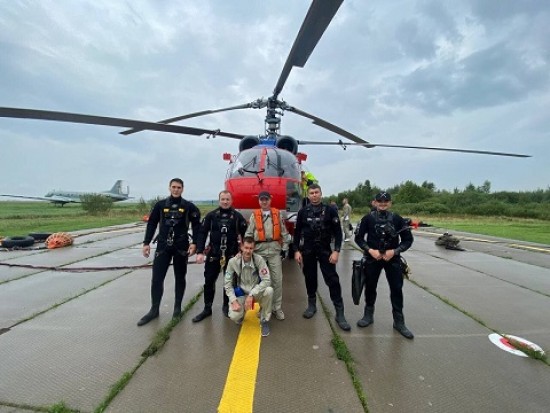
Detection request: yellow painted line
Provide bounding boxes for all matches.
[218,305,261,413]
[508,244,550,254]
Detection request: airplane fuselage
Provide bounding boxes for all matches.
[44,190,129,204]
[1,180,130,206]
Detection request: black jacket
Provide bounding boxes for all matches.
[196,207,247,257]
[143,196,201,249]
[354,210,413,255]
[293,203,342,252]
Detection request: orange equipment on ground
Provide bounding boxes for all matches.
[45,232,74,249]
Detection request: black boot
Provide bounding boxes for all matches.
[192,305,212,323]
[222,294,229,318]
[357,305,374,328]
[303,297,317,319]
[334,303,351,331]
[137,306,159,326]
[173,302,182,318]
[393,311,414,339]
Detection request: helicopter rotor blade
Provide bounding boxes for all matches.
[273,0,344,98]
[0,107,244,139]
[119,99,266,135]
[297,139,531,158]
[285,105,370,144]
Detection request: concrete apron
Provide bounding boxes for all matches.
[0,227,548,413]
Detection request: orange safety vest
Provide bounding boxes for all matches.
[253,208,281,242]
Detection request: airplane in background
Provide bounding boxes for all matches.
[0,180,131,206]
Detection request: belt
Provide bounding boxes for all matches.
[256,238,275,243]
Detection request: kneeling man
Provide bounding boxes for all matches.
[224,236,273,336]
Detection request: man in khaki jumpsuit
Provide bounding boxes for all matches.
[341,198,353,241]
[245,191,290,320]
[224,237,273,337]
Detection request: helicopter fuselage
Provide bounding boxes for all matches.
[224,145,302,234]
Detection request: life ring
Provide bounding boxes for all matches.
[1,235,35,248]
[29,232,53,242]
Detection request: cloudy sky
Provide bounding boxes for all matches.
[1,0,548,202]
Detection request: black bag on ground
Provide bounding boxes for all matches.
[352,259,365,305]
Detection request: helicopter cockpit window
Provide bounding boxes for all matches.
[228,150,259,178]
[264,148,300,179]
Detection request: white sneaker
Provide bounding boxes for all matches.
[273,309,285,320]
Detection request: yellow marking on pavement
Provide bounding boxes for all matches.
[508,244,550,254]
[218,305,261,413]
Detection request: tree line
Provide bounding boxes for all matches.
[81,181,549,221]
[328,180,550,220]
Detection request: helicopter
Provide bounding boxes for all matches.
[0,0,531,235]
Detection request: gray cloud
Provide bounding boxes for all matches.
[391,41,549,114]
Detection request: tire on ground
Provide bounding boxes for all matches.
[28,232,53,242]
[1,236,35,248]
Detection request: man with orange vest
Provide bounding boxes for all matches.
[245,191,290,320]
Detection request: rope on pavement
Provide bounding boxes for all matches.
[0,260,200,273]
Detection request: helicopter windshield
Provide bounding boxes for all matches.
[264,148,300,178]
[228,147,300,180]
[228,150,259,177]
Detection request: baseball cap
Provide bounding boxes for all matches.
[375,192,391,202]
[258,191,271,199]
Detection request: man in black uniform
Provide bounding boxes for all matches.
[192,190,247,322]
[138,178,201,326]
[354,191,414,339]
[293,184,351,331]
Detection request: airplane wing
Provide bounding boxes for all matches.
[0,194,77,204]
[105,194,133,202]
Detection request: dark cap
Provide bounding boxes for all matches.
[375,192,391,201]
[258,191,271,199]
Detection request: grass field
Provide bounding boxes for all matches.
[1,201,549,245]
[0,202,211,237]
[0,202,145,236]
[413,215,550,245]
[349,213,550,245]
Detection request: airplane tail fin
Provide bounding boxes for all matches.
[109,180,130,196]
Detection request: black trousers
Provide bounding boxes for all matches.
[363,258,403,312]
[202,256,230,308]
[302,249,343,305]
[150,247,188,308]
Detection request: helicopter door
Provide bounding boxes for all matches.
[286,180,301,212]
[264,148,301,212]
